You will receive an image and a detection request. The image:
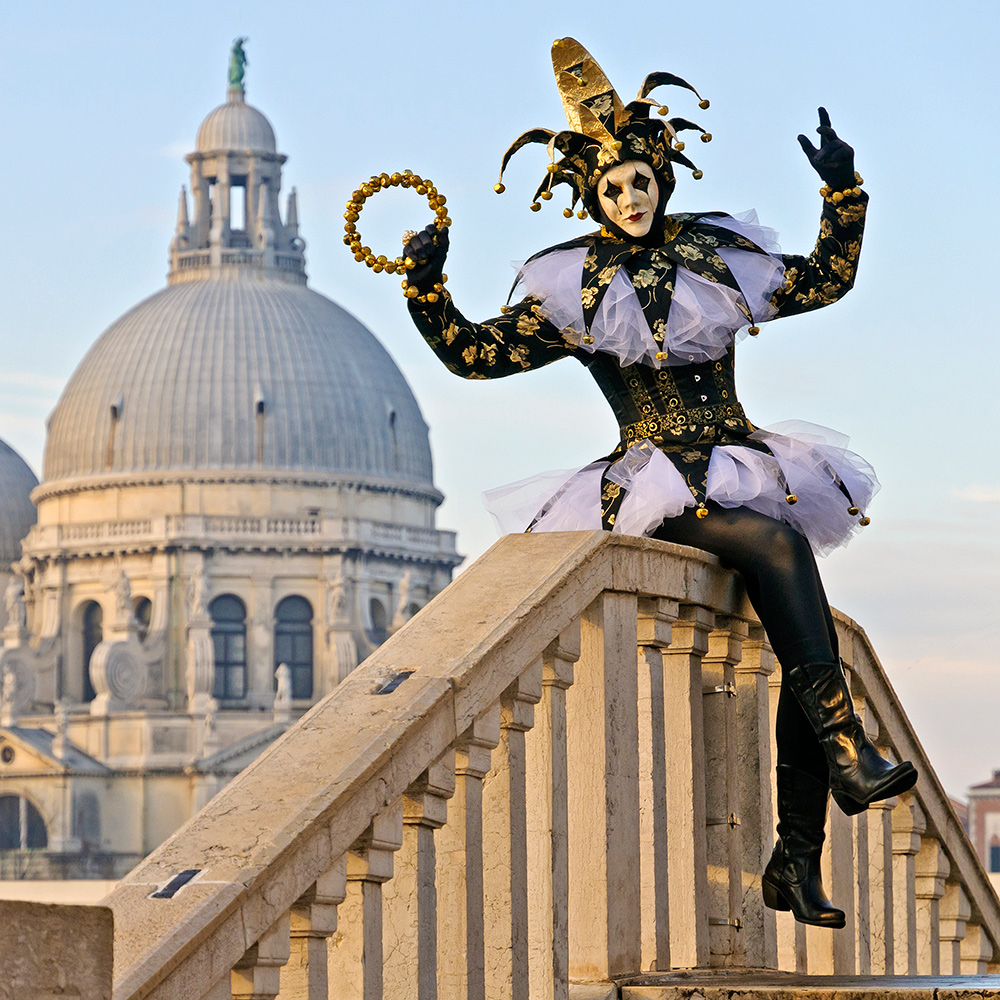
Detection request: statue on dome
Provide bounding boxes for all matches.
[229,38,248,91]
[397,37,917,930]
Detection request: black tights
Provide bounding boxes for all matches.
[653,502,834,783]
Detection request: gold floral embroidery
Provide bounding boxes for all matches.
[580,286,599,308]
[836,202,866,224]
[442,321,458,345]
[632,267,658,288]
[516,312,541,337]
[461,345,477,366]
[676,244,705,262]
[589,93,613,117]
[480,343,497,364]
[509,345,531,369]
[829,256,855,280]
[597,265,618,286]
[819,217,833,238]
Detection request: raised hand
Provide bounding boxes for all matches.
[403,224,449,292]
[797,107,857,191]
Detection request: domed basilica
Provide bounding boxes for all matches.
[0,49,460,878]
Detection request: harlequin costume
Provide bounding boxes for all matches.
[399,38,917,928]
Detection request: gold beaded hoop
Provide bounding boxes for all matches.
[342,170,451,275]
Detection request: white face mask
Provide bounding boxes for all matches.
[596,161,659,238]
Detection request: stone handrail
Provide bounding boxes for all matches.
[95,532,998,999]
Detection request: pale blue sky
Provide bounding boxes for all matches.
[1,1,997,796]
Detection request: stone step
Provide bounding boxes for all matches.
[570,969,1000,999]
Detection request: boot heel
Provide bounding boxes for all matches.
[761,876,789,911]
[832,789,867,816]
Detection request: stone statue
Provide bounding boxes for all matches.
[114,569,132,622]
[54,698,70,742]
[1,667,15,710]
[4,576,26,631]
[391,571,412,631]
[186,565,207,619]
[325,572,349,627]
[229,38,248,90]
[274,663,292,707]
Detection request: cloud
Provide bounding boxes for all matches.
[159,139,190,161]
[0,372,65,393]
[952,485,1000,502]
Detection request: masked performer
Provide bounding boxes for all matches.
[400,38,916,928]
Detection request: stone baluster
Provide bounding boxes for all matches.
[891,793,926,973]
[660,603,712,969]
[960,923,993,974]
[914,837,950,974]
[282,857,347,999]
[701,615,747,966]
[938,882,970,974]
[526,624,580,1000]
[635,597,678,973]
[767,663,806,973]
[567,591,641,981]
[232,914,290,1000]
[383,754,456,1000]
[734,625,777,969]
[865,794,896,975]
[437,707,500,1000]
[328,803,405,1000]
[483,664,542,1000]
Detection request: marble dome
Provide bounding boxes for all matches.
[42,278,434,487]
[0,439,38,564]
[195,92,277,154]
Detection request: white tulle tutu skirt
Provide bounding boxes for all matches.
[483,420,879,557]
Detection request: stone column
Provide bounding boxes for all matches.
[914,837,950,974]
[231,914,290,1000]
[891,793,925,974]
[437,708,500,1000]
[526,624,580,1000]
[661,604,713,969]
[938,882,970,975]
[702,615,747,966]
[960,923,993,974]
[483,665,541,1000]
[328,804,404,1000]
[384,755,456,1000]
[865,795,896,974]
[566,591,641,981]
[636,597,678,973]
[735,625,777,969]
[283,858,347,999]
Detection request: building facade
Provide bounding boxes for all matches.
[0,59,460,879]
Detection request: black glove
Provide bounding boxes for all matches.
[797,107,857,191]
[402,224,449,293]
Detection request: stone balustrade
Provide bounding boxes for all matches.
[16,532,998,998]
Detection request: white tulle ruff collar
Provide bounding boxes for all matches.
[513,211,785,368]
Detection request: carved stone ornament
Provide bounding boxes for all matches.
[90,640,146,708]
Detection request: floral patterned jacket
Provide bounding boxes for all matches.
[407,190,867,509]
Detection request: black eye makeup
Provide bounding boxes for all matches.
[602,182,623,201]
[633,172,650,192]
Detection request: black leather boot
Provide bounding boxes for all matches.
[762,764,845,928]
[784,660,917,815]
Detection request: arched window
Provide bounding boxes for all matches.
[274,596,313,700]
[369,598,388,646]
[81,602,103,702]
[210,595,247,701]
[990,835,1000,873]
[0,795,47,850]
[133,597,152,643]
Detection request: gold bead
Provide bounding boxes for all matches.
[354,252,365,262]
[361,185,373,197]
[852,187,862,197]
[342,234,354,246]
[390,172,401,184]
[674,141,685,151]
[748,326,760,336]
[540,191,552,200]
[416,185,427,195]
[701,133,712,143]
[530,203,541,212]
[372,263,384,273]
[404,285,420,298]
[442,217,452,226]
[385,262,397,274]
[494,183,506,194]
[699,99,710,109]
[854,172,864,184]
[365,255,376,266]
[563,208,573,218]
[655,352,667,360]
[577,210,588,219]
[376,255,387,265]
[426,292,439,303]
[552,38,563,47]
[441,273,448,282]
[436,195,447,206]
[582,336,595,345]
[547,163,558,173]
[847,505,859,515]
[832,191,844,203]
[593,168,602,178]
[613,140,623,150]
[860,516,871,526]
[692,170,704,180]
[657,105,669,115]
[786,494,798,505]
[696,507,709,518]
